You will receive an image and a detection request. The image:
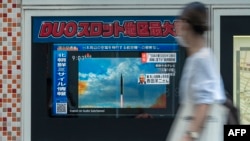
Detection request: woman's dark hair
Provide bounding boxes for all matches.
[180,1,208,35]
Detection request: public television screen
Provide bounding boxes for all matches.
[52,43,179,118]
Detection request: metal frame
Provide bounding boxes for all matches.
[21,6,182,141]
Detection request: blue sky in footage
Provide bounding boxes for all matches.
[78,58,166,108]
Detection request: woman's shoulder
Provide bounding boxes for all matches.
[190,47,211,62]
[196,47,212,58]
[192,47,217,66]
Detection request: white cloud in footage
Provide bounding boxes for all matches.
[78,58,165,108]
[78,58,141,97]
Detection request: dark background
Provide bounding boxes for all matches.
[220,16,250,98]
[31,43,186,141]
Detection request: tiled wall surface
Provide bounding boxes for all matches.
[0,0,22,141]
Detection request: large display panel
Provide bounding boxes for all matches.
[219,15,250,124]
[233,36,250,124]
[52,43,179,117]
[30,15,185,141]
[31,16,182,118]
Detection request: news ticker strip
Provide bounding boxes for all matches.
[224,125,250,140]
